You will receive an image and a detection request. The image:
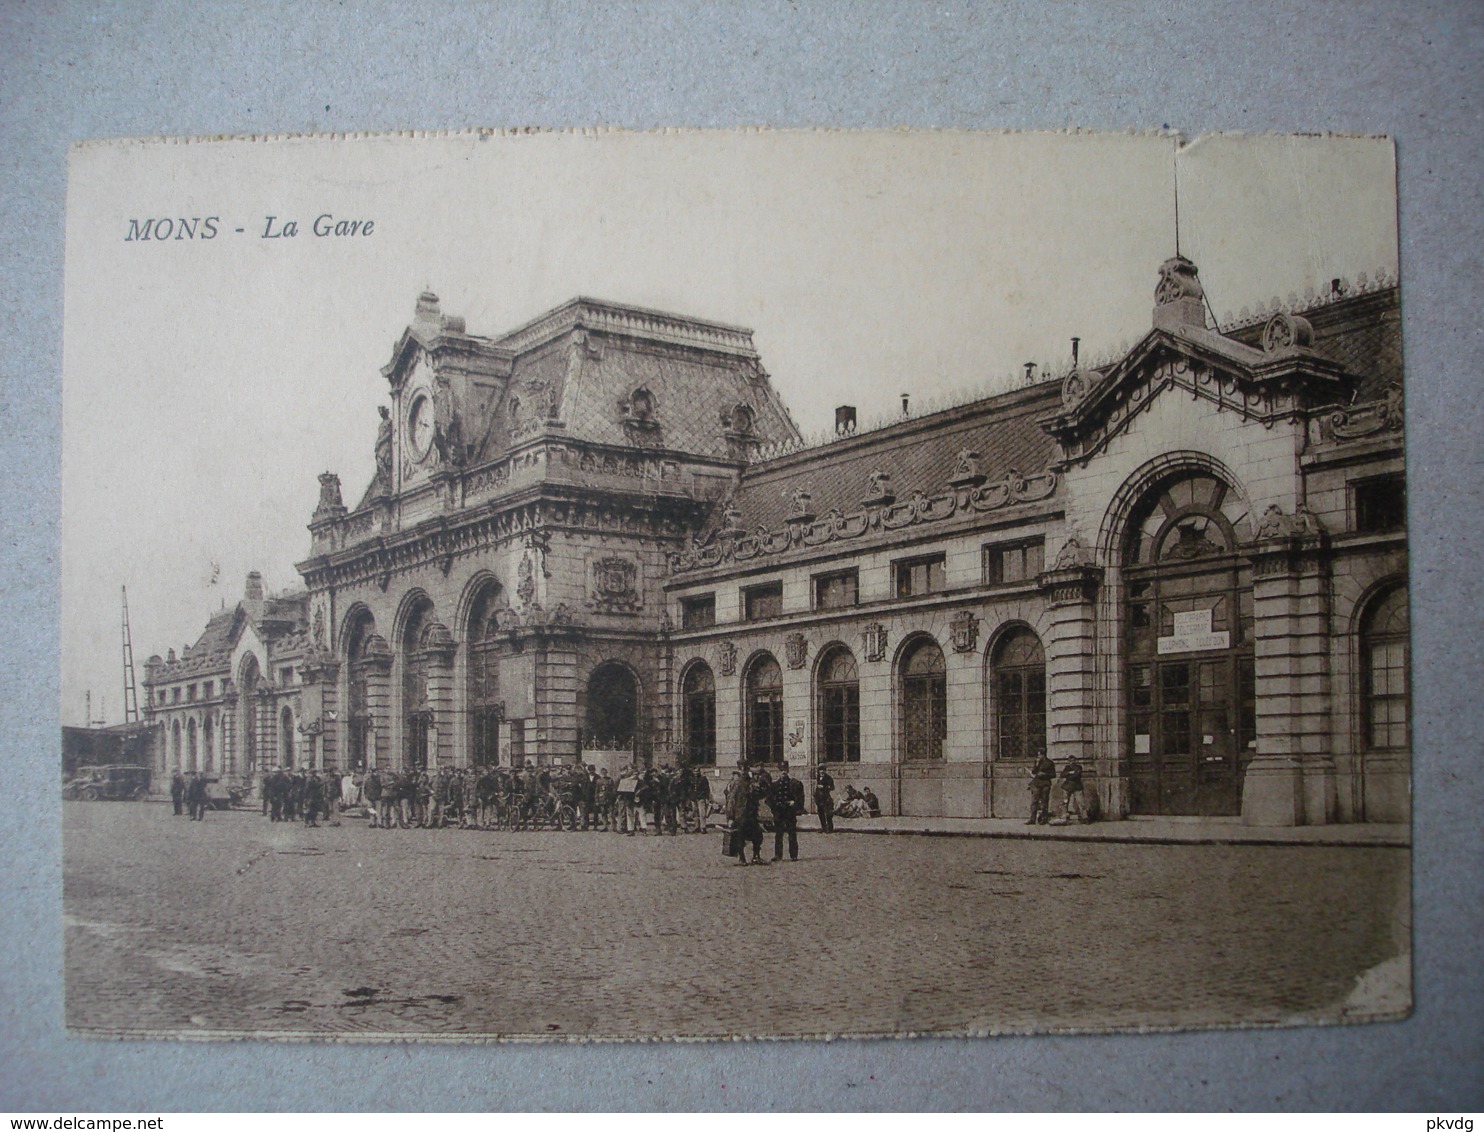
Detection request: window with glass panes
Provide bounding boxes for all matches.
[681,594,716,629]
[900,638,947,759]
[992,628,1046,759]
[983,539,1045,585]
[813,570,859,610]
[467,585,504,766]
[683,662,716,765]
[745,654,785,763]
[895,554,945,598]
[743,582,783,621]
[1354,475,1406,534]
[817,647,860,762]
[1363,585,1409,750]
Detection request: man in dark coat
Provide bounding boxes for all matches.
[1028,750,1056,825]
[813,768,835,833]
[170,772,186,816]
[770,761,806,861]
[185,772,206,821]
[304,771,324,827]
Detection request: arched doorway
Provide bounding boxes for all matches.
[1123,470,1254,815]
[202,714,214,773]
[681,661,716,766]
[239,654,261,777]
[280,706,295,769]
[744,653,784,765]
[467,584,504,767]
[585,662,638,753]
[344,612,378,770]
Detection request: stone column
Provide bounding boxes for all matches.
[1038,562,1107,810]
[220,690,238,780]
[1245,528,1335,826]
[421,625,457,768]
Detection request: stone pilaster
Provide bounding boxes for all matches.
[220,691,238,780]
[1245,534,1335,826]
[1039,563,1106,806]
[361,649,393,771]
[421,636,457,768]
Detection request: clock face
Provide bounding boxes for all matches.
[407,394,435,459]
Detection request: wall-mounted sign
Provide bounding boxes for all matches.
[1157,608,1230,655]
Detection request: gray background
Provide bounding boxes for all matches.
[3,0,1480,1111]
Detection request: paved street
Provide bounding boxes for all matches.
[64,801,1410,1040]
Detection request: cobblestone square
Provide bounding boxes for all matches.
[64,802,1409,1040]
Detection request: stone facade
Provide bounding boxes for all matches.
[145,262,1409,825]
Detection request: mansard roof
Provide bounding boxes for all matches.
[470,296,801,464]
[146,590,309,682]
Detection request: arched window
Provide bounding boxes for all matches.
[901,638,947,760]
[467,584,504,766]
[1125,471,1247,566]
[745,654,785,764]
[280,706,295,769]
[171,720,181,770]
[817,647,860,763]
[239,654,261,776]
[185,718,197,771]
[1363,585,1410,751]
[682,662,716,765]
[992,628,1046,760]
[585,663,638,751]
[202,714,214,773]
[344,614,376,770]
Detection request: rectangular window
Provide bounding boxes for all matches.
[742,581,783,621]
[821,684,861,762]
[203,681,213,698]
[813,569,859,610]
[172,687,180,703]
[187,684,197,701]
[983,538,1045,585]
[280,666,295,686]
[1355,475,1406,533]
[680,594,716,629]
[895,554,946,598]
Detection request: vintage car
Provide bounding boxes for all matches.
[63,764,152,801]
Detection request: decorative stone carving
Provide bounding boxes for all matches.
[591,555,641,612]
[785,487,815,523]
[1155,255,1204,305]
[949,609,980,654]
[1255,503,1326,542]
[1261,311,1315,353]
[371,407,393,496]
[1053,535,1095,570]
[312,606,326,650]
[516,553,536,606]
[314,472,346,521]
[1060,368,1101,411]
[785,633,809,670]
[864,469,895,506]
[1328,382,1404,440]
[720,500,744,534]
[620,386,660,430]
[862,622,888,663]
[718,641,737,676]
[948,449,985,488]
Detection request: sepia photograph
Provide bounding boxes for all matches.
[60,128,1409,1041]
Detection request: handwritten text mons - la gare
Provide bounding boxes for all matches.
[124,215,375,241]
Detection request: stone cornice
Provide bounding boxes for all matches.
[668,470,1059,579]
[496,297,759,360]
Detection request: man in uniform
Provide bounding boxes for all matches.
[614,763,639,835]
[814,767,835,833]
[170,771,186,817]
[363,767,383,828]
[304,770,325,827]
[770,761,806,861]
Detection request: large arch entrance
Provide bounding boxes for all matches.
[1123,470,1254,816]
[466,583,505,767]
[238,654,261,778]
[584,662,639,753]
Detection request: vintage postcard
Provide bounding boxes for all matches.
[61,129,1409,1040]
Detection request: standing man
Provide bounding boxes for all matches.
[614,764,639,835]
[304,770,324,828]
[1058,754,1087,824]
[1028,750,1056,825]
[770,761,806,862]
[364,767,383,828]
[813,767,835,834]
[170,771,186,817]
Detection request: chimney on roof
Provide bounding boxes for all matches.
[835,405,857,435]
[900,393,910,417]
[245,572,264,602]
[1071,337,1080,368]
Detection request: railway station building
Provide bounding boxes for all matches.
[143,258,1409,825]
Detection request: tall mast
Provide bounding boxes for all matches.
[121,585,139,724]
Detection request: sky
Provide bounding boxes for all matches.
[60,129,1398,726]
